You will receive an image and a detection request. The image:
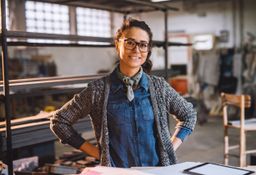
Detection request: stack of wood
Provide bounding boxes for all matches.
[0,111,92,151]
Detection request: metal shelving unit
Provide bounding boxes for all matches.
[0,0,191,174]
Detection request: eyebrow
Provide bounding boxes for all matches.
[125,38,149,43]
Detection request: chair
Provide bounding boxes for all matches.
[221,92,256,167]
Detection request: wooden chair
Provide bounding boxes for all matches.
[221,92,256,167]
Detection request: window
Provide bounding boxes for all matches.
[0,1,10,30]
[24,1,111,44]
[6,1,9,30]
[25,1,69,43]
[76,7,111,38]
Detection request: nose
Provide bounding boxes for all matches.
[133,44,140,52]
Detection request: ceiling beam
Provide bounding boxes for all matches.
[36,0,125,13]
[124,0,179,11]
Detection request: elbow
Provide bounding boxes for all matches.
[50,118,59,135]
[182,110,197,131]
[49,112,62,135]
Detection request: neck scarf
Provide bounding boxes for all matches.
[116,66,143,101]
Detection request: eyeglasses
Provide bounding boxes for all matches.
[120,38,150,53]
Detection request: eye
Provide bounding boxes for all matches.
[126,40,135,46]
[139,42,148,48]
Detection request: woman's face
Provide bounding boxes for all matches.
[116,27,150,74]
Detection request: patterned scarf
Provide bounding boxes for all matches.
[116,66,143,101]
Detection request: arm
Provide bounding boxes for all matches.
[50,84,99,158]
[162,79,197,149]
[171,127,192,151]
[80,142,100,159]
[171,136,182,151]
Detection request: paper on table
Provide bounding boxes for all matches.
[80,166,155,175]
[137,162,201,175]
[80,169,100,175]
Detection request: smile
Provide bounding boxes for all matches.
[129,56,141,60]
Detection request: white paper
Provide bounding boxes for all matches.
[139,162,201,175]
[80,162,255,175]
[80,166,155,175]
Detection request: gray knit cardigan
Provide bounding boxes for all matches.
[50,74,197,166]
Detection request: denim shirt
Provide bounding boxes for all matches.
[107,71,159,167]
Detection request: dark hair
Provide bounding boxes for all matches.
[115,17,153,74]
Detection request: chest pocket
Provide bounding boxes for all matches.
[140,99,154,121]
[107,102,131,125]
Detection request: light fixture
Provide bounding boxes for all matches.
[192,34,215,51]
[151,0,170,2]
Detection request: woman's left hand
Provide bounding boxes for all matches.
[171,137,182,151]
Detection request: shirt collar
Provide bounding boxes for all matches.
[110,69,124,93]
[140,72,149,91]
[110,68,149,93]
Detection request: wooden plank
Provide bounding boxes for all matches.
[0,118,93,151]
[0,111,54,128]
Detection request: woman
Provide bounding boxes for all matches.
[50,18,197,167]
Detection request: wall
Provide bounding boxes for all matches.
[37,47,117,76]
[243,0,256,44]
[116,0,256,69]
[143,0,256,46]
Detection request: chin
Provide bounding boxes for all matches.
[120,60,144,69]
[129,63,143,68]
[130,60,145,66]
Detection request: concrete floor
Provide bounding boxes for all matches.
[175,116,256,167]
[55,116,256,167]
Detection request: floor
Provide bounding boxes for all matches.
[55,115,256,167]
[175,116,256,167]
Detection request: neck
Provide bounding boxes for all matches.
[119,64,140,77]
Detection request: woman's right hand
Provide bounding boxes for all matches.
[79,141,100,160]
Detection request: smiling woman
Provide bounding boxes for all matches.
[50,17,197,168]
[116,27,150,77]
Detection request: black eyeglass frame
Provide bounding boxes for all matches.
[119,38,151,53]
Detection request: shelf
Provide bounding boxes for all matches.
[6,31,113,42]
[5,41,115,47]
[3,40,191,48]
[0,111,92,150]
[0,31,192,47]
[2,87,83,99]
[0,111,52,128]
[0,74,105,93]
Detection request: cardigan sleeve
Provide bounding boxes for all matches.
[175,127,192,141]
[162,78,197,131]
[50,83,94,149]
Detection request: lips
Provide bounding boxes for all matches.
[129,55,141,60]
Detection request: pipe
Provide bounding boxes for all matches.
[1,0,13,174]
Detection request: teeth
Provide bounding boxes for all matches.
[130,56,140,59]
